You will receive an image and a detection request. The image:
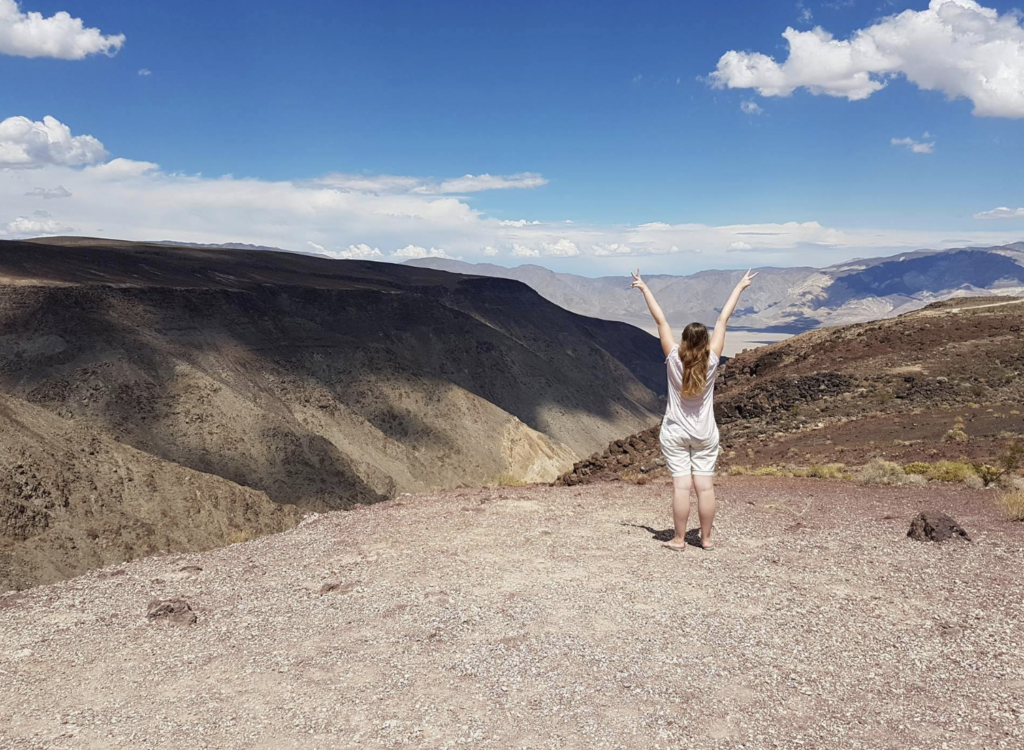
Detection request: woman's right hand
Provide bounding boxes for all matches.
[738,268,758,290]
[630,269,648,292]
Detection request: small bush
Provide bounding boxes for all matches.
[927,461,978,483]
[727,465,751,476]
[791,468,810,478]
[495,472,525,487]
[807,463,845,479]
[944,428,969,443]
[971,463,1003,487]
[904,462,931,475]
[857,459,907,486]
[752,466,789,477]
[963,475,985,490]
[227,530,254,545]
[997,490,1024,521]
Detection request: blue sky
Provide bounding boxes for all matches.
[2,0,1023,274]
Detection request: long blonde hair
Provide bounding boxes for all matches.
[679,322,711,398]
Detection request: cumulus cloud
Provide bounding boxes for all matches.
[306,241,325,253]
[709,0,1024,118]
[0,0,124,59]
[322,244,385,260]
[728,240,754,251]
[499,219,542,227]
[891,135,935,154]
[511,243,540,258]
[740,100,763,115]
[541,238,580,257]
[391,245,451,259]
[1,213,72,237]
[25,185,71,199]
[138,68,151,76]
[2,114,1022,267]
[973,206,1024,219]
[0,115,107,168]
[84,157,160,180]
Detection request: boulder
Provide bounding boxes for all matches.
[146,598,197,626]
[907,512,970,543]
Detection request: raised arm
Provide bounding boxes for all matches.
[631,269,675,357]
[710,269,757,357]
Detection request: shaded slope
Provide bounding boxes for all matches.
[0,238,665,586]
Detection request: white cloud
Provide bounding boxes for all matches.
[541,238,579,257]
[0,0,124,59]
[321,244,385,260]
[84,157,160,180]
[498,219,542,227]
[974,206,1024,219]
[391,244,450,259]
[25,184,71,199]
[3,114,1023,269]
[308,172,546,196]
[1,213,72,237]
[306,241,325,252]
[0,115,107,168]
[740,100,763,115]
[512,243,540,258]
[710,0,1024,118]
[418,172,548,194]
[728,240,754,251]
[891,135,935,154]
[138,68,151,76]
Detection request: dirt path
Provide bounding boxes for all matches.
[2,477,1023,749]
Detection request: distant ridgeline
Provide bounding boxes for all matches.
[408,243,1024,332]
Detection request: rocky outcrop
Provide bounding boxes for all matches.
[907,511,970,543]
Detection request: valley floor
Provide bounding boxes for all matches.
[2,477,1022,749]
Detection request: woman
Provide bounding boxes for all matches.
[631,268,757,551]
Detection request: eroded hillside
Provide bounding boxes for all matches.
[0,238,664,588]
[559,297,1024,485]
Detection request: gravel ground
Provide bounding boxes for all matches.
[2,476,1022,749]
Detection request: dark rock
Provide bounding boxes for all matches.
[907,512,970,543]
[146,598,197,626]
[319,581,356,595]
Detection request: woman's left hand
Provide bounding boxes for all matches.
[630,269,648,292]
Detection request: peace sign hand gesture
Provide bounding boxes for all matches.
[738,268,758,290]
[630,269,648,292]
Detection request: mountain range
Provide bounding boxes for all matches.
[0,237,663,588]
[408,243,1024,331]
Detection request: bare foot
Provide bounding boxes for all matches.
[701,537,715,551]
[662,539,687,551]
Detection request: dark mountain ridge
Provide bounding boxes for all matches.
[0,237,664,588]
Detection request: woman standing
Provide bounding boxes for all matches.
[630,268,757,551]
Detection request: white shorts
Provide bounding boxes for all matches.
[660,419,720,477]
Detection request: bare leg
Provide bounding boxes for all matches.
[663,474,693,549]
[693,474,717,549]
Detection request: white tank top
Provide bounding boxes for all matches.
[664,344,720,441]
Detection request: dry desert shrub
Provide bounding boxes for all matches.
[903,462,931,475]
[752,466,789,477]
[857,459,926,487]
[807,463,846,480]
[997,490,1024,521]
[927,460,978,483]
[495,472,526,487]
[727,465,751,476]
